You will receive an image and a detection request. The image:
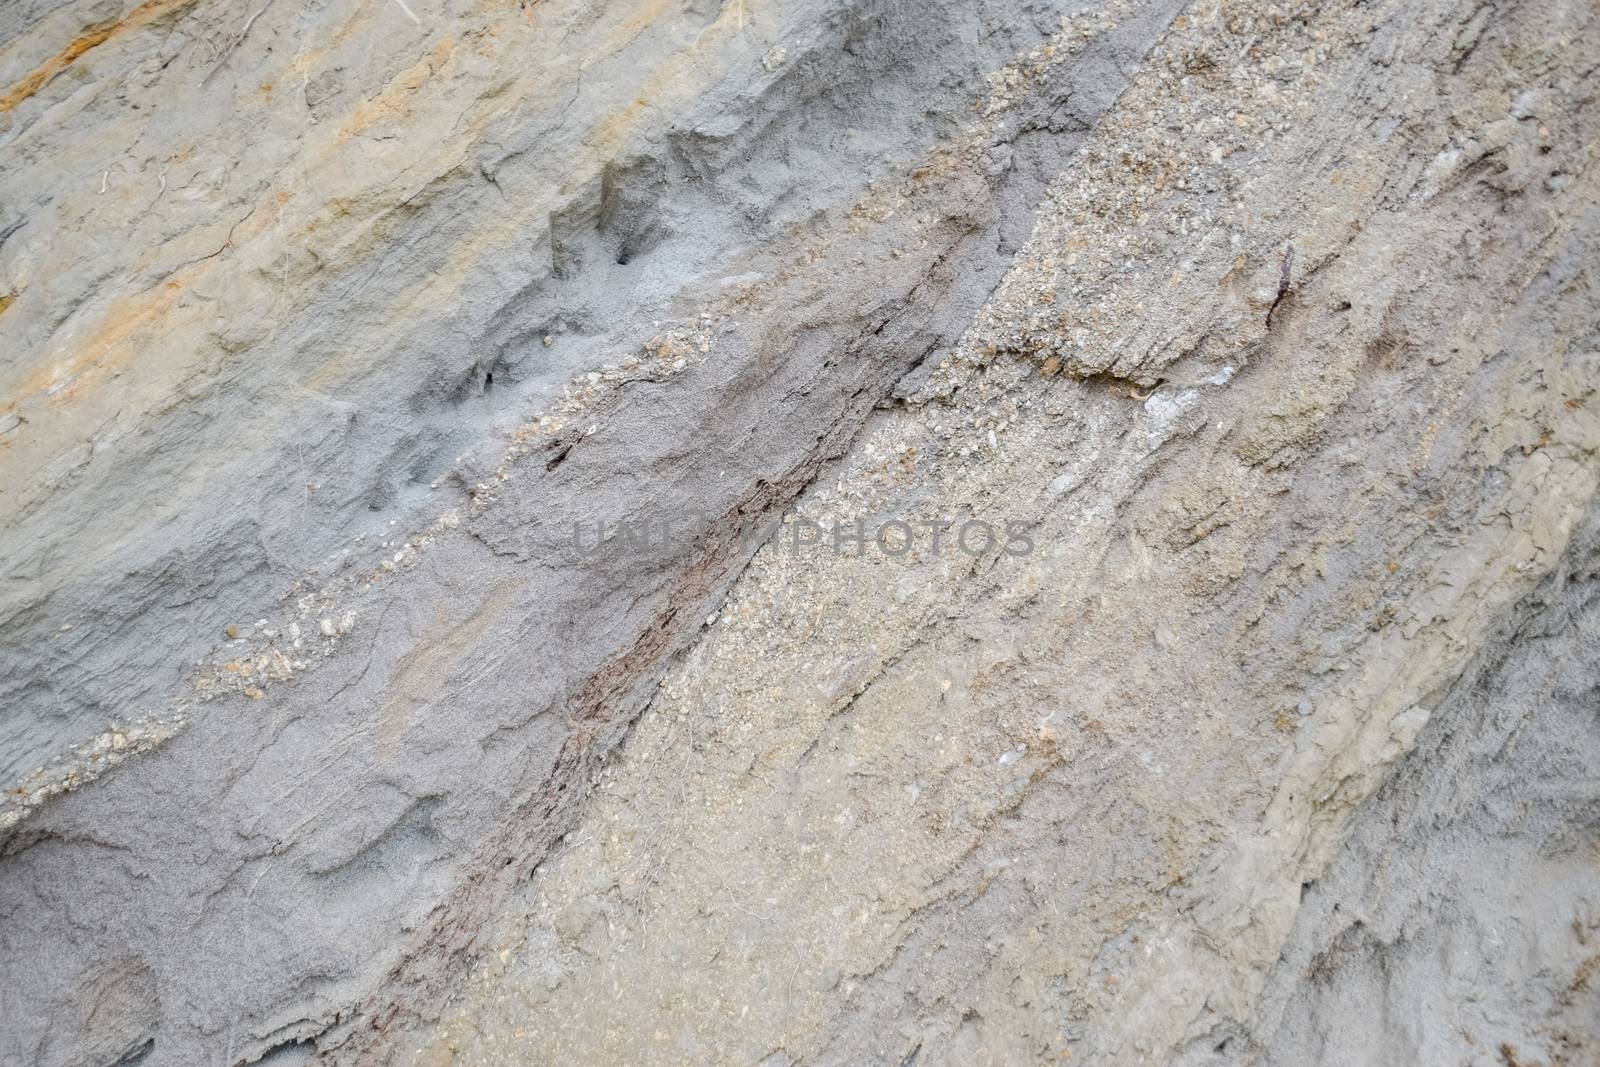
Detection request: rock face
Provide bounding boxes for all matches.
[0,0,1595,1064]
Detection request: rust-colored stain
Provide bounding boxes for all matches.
[335,37,458,146]
[0,0,200,114]
[287,0,373,81]
[603,0,673,50]
[0,292,16,317]
[585,94,652,155]
[0,280,185,415]
[4,0,766,424]
[582,0,763,155]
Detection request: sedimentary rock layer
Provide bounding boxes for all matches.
[1,0,1595,1064]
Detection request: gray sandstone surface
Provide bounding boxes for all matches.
[0,0,1595,1064]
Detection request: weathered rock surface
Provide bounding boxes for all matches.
[0,0,1595,1063]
